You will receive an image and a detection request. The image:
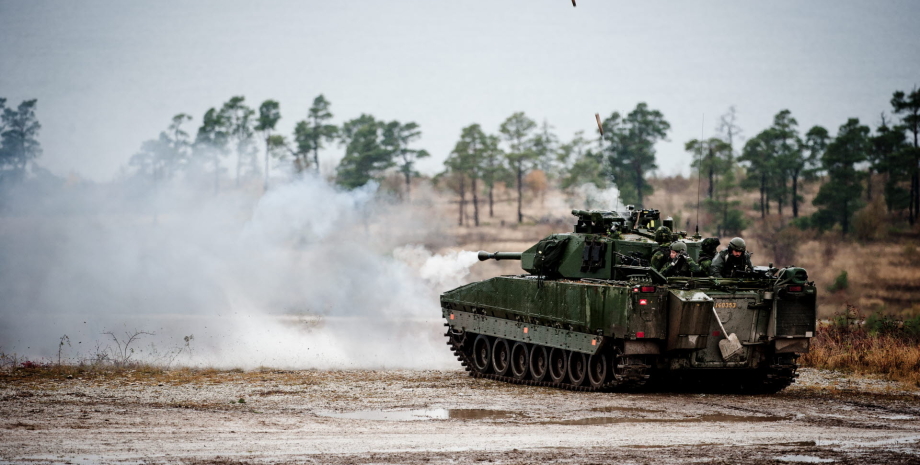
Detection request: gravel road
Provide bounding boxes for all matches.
[1,368,919,464]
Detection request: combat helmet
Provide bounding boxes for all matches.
[670,241,687,253]
[728,237,746,252]
[701,237,720,254]
[654,226,672,244]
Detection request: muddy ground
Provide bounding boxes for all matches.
[1,368,919,464]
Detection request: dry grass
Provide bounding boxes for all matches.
[802,318,920,388]
[793,238,920,318]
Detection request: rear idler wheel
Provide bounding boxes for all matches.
[549,348,569,385]
[530,345,549,382]
[568,351,588,386]
[587,352,608,388]
[510,342,530,380]
[492,338,511,376]
[472,334,492,374]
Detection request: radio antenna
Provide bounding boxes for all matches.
[695,115,704,237]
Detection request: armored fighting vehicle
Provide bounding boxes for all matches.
[441,207,816,393]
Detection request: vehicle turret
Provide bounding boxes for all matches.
[478,208,693,282]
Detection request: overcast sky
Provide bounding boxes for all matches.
[1,0,918,182]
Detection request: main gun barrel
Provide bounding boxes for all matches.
[478,251,523,261]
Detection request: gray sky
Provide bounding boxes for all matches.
[1,0,918,181]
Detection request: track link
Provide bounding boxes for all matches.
[448,329,801,394]
[446,330,649,392]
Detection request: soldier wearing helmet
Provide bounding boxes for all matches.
[650,226,673,272]
[660,241,701,277]
[698,237,720,275]
[711,237,754,278]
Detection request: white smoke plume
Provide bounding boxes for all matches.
[0,175,480,369]
[573,183,622,210]
[393,246,480,290]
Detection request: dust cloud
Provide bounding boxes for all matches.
[0,175,473,369]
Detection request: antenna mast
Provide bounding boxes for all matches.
[695,115,704,238]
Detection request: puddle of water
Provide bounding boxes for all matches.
[448,409,516,420]
[316,408,516,421]
[878,414,916,420]
[590,406,664,414]
[775,455,835,463]
[544,413,786,426]
[778,441,818,447]
[817,435,920,448]
[624,443,725,449]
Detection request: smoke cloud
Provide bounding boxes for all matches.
[573,183,622,210]
[0,175,473,369]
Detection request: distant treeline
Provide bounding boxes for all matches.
[2,87,918,236]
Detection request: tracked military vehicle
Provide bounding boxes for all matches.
[441,207,816,393]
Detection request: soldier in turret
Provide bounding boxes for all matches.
[698,237,720,275]
[711,237,754,278]
[660,242,701,277]
[650,226,672,271]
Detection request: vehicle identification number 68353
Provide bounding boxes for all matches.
[714,301,737,309]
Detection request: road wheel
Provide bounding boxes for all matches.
[510,342,530,380]
[568,351,588,386]
[472,334,492,374]
[587,352,608,388]
[549,348,568,385]
[530,345,549,382]
[492,338,511,376]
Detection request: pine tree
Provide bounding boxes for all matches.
[601,103,669,207]
[812,119,870,234]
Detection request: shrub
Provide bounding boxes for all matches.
[791,215,813,230]
[720,208,748,236]
[827,270,849,293]
[865,313,899,336]
[852,197,888,241]
[904,315,920,338]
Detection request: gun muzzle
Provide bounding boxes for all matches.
[477,251,523,261]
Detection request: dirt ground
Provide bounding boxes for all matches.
[1,368,919,464]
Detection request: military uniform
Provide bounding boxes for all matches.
[650,226,673,272]
[711,248,753,277]
[660,254,702,277]
[650,243,671,271]
[698,237,720,276]
[699,255,715,275]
